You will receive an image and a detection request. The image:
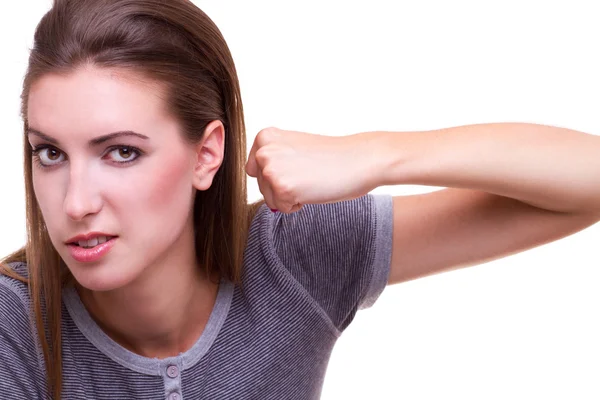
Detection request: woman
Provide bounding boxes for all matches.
[1,0,599,399]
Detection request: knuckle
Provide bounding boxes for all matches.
[257,127,279,142]
[278,181,294,197]
[254,148,270,165]
[261,166,275,180]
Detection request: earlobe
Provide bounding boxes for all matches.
[192,120,225,191]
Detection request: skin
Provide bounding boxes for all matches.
[27,64,600,360]
[246,126,600,286]
[27,65,225,358]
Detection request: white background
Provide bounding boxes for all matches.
[1,1,600,399]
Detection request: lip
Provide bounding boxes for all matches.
[67,237,117,263]
[65,232,117,244]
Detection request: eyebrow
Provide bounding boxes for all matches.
[27,128,149,146]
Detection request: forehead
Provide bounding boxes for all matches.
[27,66,171,137]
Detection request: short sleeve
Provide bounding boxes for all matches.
[0,266,48,399]
[269,194,393,332]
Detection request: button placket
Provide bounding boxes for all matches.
[162,361,183,400]
[167,365,179,379]
[167,392,181,400]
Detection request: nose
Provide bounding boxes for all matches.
[63,166,103,221]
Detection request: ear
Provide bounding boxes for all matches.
[192,120,225,191]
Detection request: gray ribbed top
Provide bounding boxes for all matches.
[0,194,393,399]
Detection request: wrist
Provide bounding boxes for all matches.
[357,130,416,189]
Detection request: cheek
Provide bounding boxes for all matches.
[127,156,194,212]
[31,169,73,250]
[120,157,195,245]
[32,170,65,221]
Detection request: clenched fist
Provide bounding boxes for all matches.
[245,127,381,213]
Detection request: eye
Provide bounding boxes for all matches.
[105,146,142,164]
[32,146,66,167]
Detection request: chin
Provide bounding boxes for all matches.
[66,260,141,293]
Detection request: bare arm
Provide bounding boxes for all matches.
[359,123,600,284]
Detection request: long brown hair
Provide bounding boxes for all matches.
[0,0,263,398]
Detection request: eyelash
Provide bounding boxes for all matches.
[31,144,144,169]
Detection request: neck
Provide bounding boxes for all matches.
[77,232,220,359]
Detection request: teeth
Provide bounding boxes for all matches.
[77,236,110,248]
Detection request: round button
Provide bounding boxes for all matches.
[167,365,179,378]
[168,393,180,400]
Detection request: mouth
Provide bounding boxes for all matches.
[66,235,118,263]
[68,235,117,249]
[66,233,119,249]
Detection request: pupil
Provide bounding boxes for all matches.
[119,148,131,158]
[48,150,59,160]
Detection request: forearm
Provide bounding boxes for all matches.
[368,122,600,213]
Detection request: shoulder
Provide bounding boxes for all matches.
[250,193,393,238]
[0,261,36,350]
[246,194,394,330]
[0,263,48,400]
[0,262,31,310]
[249,193,393,275]
[0,261,37,347]
[0,262,34,335]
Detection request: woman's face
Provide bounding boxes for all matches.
[27,66,207,292]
